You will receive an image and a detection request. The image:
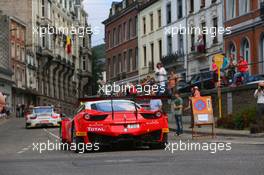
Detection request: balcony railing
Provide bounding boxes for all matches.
[161,52,184,68]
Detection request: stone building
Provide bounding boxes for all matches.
[0,0,92,115]
[224,0,264,75]
[186,0,224,78]
[103,0,140,84]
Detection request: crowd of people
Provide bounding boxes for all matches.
[212,54,250,87]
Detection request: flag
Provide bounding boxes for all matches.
[66,36,72,54]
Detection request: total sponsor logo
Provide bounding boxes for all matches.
[87,127,105,132]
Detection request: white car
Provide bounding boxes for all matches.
[25,106,61,128]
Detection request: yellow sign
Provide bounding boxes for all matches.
[214,54,224,69]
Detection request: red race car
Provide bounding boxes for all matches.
[60,99,169,153]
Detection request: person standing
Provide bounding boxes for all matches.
[155,63,167,95]
[173,92,183,136]
[168,70,179,96]
[231,56,249,87]
[254,82,264,121]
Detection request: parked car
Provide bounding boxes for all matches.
[178,71,215,93]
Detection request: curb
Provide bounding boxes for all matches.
[169,127,264,138]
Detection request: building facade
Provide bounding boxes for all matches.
[0,0,92,115]
[161,0,187,77]
[138,0,164,77]
[103,0,140,84]
[186,0,224,78]
[224,0,264,75]
[0,13,13,109]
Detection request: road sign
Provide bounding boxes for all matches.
[191,96,215,139]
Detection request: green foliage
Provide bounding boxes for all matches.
[91,44,105,95]
[217,107,256,130]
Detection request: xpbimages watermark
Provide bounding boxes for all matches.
[33,24,100,37]
[32,140,100,154]
[98,82,165,95]
[164,24,232,37]
[165,141,232,154]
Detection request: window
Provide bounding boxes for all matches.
[150,13,154,32]
[123,22,126,41]
[135,16,138,36]
[118,54,122,73]
[158,9,161,28]
[260,35,264,73]
[158,40,162,61]
[82,57,86,70]
[166,3,171,24]
[112,28,116,46]
[143,17,146,35]
[239,0,250,15]
[17,44,20,59]
[177,0,183,19]
[123,52,127,72]
[127,50,132,72]
[191,27,195,51]
[118,25,121,44]
[112,56,116,77]
[41,0,45,17]
[128,18,132,39]
[134,47,138,70]
[167,35,172,54]
[150,43,154,71]
[227,0,236,19]
[190,0,194,13]
[201,0,205,8]
[108,58,111,78]
[241,39,250,63]
[47,1,51,19]
[21,48,25,62]
[107,31,111,48]
[143,46,147,67]
[213,17,218,44]
[11,43,15,58]
[178,33,184,55]
[228,42,236,61]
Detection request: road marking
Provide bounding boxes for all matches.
[17,151,24,154]
[104,159,134,163]
[43,128,60,140]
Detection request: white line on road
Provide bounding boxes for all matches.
[43,128,60,140]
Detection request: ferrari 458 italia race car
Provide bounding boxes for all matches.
[25,106,61,128]
[60,99,169,153]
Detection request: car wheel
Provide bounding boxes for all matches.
[149,133,168,150]
[71,124,84,153]
[25,123,30,129]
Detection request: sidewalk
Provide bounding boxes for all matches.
[168,114,264,138]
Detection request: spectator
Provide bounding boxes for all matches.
[150,91,162,111]
[173,91,183,136]
[227,54,237,84]
[231,56,249,87]
[168,70,179,96]
[212,58,219,87]
[155,63,167,95]
[254,82,264,121]
[185,86,201,128]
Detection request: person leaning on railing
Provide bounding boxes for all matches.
[231,56,249,87]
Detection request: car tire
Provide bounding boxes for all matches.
[71,123,84,153]
[25,123,30,129]
[149,133,168,150]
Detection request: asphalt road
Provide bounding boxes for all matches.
[0,118,263,175]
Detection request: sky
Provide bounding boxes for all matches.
[83,0,121,47]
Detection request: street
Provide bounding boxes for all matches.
[0,118,263,175]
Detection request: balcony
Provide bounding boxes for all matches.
[161,52,184,69]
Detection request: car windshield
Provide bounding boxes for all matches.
[91,101,139,112]
[33,107,53,114]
